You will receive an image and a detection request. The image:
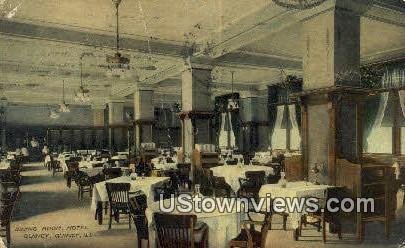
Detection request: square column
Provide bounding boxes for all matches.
[92,104,106,127]
[179,66,214,158]
[300,6,361,185]
[134,88,155,152]
[240,92,269,153]
[108,100,125,152]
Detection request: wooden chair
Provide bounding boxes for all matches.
[0,192,18,248]
[212,176,232,197]
[229,211,272,248]
[103,168,122,180]
[154,213,209,248]
[51,160,63,176]
[399,166,405,206]
[177,163,192,190]
[153,183,174,201]
[299,187,344,242]
[65,161,79,188]
[105,183,131,230]
[238,171,266,199]
[75,171,93,200]
[129,193,148,248]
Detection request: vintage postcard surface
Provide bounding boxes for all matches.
[1,0,405,247]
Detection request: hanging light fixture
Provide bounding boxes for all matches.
[59,80,70,113]
[138,0,157,72]
[106,0,132,79]
[272,0,327,9]
[48,106,60,119]
[227,71,239,111]
[0,96,7,116]
[74,54,91,103]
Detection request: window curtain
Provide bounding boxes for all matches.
[289,104,301,150]
[366,65,405,153]
[230,108,240,148]
[214,93,240,149]
[271,105,287,149]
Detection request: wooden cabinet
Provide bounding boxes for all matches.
[285,155,304,181]
[336,159,395,241]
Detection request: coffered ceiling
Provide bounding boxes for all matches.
[0,0,404,106]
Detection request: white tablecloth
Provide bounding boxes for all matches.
[210,165,274,192]
[0,161,10,170]
[79,160,104,168]
[146,197,243,248]
[153,162,177,171]
[91,176,170,210]
[259,181,330,229]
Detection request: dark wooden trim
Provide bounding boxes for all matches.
[328,100,337,185]
[356,99,364,162]
[108,124,132,128]
[301,103,309,179]
[134,119,155,125]
[392,90,401,156]
[177,111,215,120]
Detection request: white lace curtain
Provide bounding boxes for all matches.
[218,112,235,149]
[270,105,301,150]
[366,66,405,153]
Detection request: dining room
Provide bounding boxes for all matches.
[1,0,405,247]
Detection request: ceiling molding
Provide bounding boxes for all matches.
[0,19,185,58]
[361,46,405,66]
[363,1,405,28]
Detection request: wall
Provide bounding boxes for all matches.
[6,104,93,126]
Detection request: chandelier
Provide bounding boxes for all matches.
[227,71,239,111]
[59,80,70,113]
[49,108,60,119]
[75,55,91,103]
[272,0,327,9]
[106,0,132,79]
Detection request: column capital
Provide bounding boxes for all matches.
[135,83,155,92]
[182,59,214,72]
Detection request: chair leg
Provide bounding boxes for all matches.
[322,217,326,243]
[282,214,287,231]
[6,222,10,248]
[78,187,81,200]
[108,207,113,230]
[338,224,342,240]
[299,216,304,237]
[104,203,108,215]
[268,213,272,230]
[128,213,131,230]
